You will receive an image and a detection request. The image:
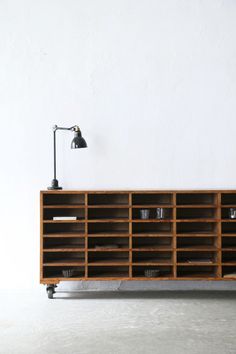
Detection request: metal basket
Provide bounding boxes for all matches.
[144,269,160,278]
[62,269,76,277]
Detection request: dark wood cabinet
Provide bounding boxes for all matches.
[40,190,236,292]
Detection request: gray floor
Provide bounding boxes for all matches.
[0,289,235,354]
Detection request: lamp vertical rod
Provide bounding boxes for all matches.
[53,129,56,180]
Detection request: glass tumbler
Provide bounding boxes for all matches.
[140,209,150,219]
[156,207,164,219]
[229,208,236,219]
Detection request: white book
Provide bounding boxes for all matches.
[53,216,77,220]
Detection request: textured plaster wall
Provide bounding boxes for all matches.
[0,0,236,289]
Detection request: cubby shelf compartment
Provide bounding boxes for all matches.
[88,193,129,206]
[43,193,85,206]
[40,190,236,288]
[132,207,173,220]
[88,266,129,279]
[44,208,85,221]
[177,266,218,279]
[132,193,173,206]
[43,237,85,250]
[176,193,217,206]
[88,208,129,221]
[176,208,217,220]
[132,266,173,278]
[221,193,236,206]
[43,266,85,279]
[88,237,129,250]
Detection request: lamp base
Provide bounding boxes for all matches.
[47,179,62,190]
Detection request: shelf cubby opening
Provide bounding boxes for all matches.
[43,193,85,206]
[88,251,129,264]
[43,252,85,265]
[221,193,236,205]
[177,266,217,278]
[88,237,129,250]
[88,266,129,278]
[222,251,236,263]
[222,223,236,234]
[132,193,173,206]
[177,222,217,235]
[132,222,172,235]
[88,208,129,220]
[132,208,173,220]
[177,237,217,249]
[43,208,85,220]
[132,237,172,249]
[88,222,129,235]
[222,237,236,249]
[43,223,85,235]
[176,193,216,206]
[132,266,173,278]
[176,208,216,220]
[133,251,172,264]
[177,251,217,264]
[43,266,85,279]
[222,266,236,279]
[43,237,85,250]
[88,193,129,206]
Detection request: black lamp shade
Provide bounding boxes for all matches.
[71,131,87,149]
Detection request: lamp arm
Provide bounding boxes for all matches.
[53,125,80,132]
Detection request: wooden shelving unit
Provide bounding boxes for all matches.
[40,190,236,293]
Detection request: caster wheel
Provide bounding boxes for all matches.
[46,285,57,299]
[47,288,54,299]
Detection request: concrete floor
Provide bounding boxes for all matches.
[0,289,235,354]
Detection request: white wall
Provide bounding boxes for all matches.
[0,0,236,289]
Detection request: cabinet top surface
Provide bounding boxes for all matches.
[41,189,236,193]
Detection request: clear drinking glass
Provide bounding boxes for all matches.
[156,207,164,219]
[140,209,150,219]
[229,208,236,219]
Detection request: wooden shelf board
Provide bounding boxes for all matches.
[132,219,173,223]
[177,246,218,251]
[176,275,218,279]
[87,275,130,280]
[176,233,217,237]
[132,247,172,251]
[43,261,85,266]
[132,205,173,208]
[88,219,129,223]
[88,205,130,208]
[222,247,236,251]
[88,233,130,237]
[88,248,129,252]
[88,232,130,238]
[88,261,129,266]
[131,276,173,280]
[222,234,236,237]
[132,261,173,265]
[176,205,216,208]
[132,233,173,237]
[43,248,85,252]
[221,262,236,265]
[44,205,85,209]
[177,262,217,266]
[43,233,86,238]
[43,220,85,223]
[176,219,218,222]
